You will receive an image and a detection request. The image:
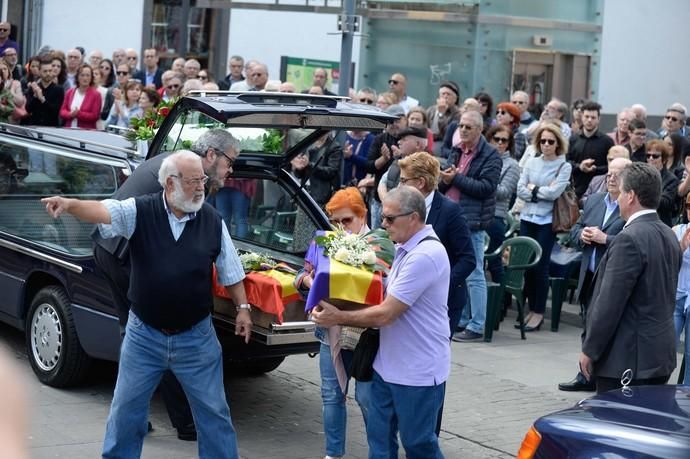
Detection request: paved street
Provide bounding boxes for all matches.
[0,305,682,459]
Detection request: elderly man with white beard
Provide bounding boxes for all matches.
[41,147,251,459]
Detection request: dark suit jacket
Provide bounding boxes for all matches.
[133,68,163,89]
[570,192,625,302]
[583,212,681,380]
[426,191,476,308]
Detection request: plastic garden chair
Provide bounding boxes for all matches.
[484,236,542,340]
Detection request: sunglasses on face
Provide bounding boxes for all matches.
[665,115,680,122]
[388,80,401,85]
[329,216,354,226]
[647,153,661,159]
[167,84,180,89]
[492,136,509,144]
[459,123,475,130]
[381,211,413,224]
[497,110,510,116]
[360,98,375,105]
[540,138,557,146]
[116,71,129,76]
[199,74,208,80]
[511,100,526,105]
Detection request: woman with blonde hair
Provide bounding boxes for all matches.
[106,79,142,127]
[516,123,571,331]
[295,186,370,459]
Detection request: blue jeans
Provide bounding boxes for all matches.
[213,187,250,238]
[102,312,238,459]
[519,220,557,314]
[369,198,382,230]
[320,342,371,457]
[674,294,690,384]
[367,371,445,459]
[459,230,487,334]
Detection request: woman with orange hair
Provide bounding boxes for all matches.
[296,186,370,459]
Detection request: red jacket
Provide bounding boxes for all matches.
[59,87,102,129]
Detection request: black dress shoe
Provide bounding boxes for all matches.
[524,319,544,332]
[558,376,595,392]
[177,424,197,441]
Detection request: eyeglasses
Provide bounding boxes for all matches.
[382,211,414,224]
[171,174,208,186]
[399,176,418,184]
[251,73,265,78]
[458,123,475,130]
[492,136,509,144]
[606,172,620,181]
[360,98,375,105]
[0,28,9,32]
[665,115,680,122]
[511,100,526,105]
[127,56,137,61]
[388,80,401,85]
[167,84,180,89]
[329,216,354,226]
[646,153,662,159]
[540,138,557,145]
[497,110,510,116]
[116,71,129,76]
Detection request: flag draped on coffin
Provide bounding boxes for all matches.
[303,239,384,313]
[212,265,300,323]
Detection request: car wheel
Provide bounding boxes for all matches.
[25,286,91,387]
[228,356,286,376]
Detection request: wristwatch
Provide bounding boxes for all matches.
[236,303,252,312]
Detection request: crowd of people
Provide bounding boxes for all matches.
[1,17,685,457]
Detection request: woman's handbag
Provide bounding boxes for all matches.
[348,328,379,382]
[552,163,579,232]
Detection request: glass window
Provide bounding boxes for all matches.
[0,142,129,256]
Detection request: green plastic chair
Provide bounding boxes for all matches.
[484,236,542,340]
[504,213,520,239]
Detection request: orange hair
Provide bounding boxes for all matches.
[325,187,367,219]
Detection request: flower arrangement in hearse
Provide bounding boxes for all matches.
[303,227,394,313]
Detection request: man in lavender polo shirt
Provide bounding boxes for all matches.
[313,186,450,458]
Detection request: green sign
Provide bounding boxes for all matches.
[280,56,344,94]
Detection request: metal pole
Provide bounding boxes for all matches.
[338,0,355,96]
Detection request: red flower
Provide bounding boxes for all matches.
[158,106,170,117]
[147,119,156,128]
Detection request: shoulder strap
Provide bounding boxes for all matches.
[418,235,441,245]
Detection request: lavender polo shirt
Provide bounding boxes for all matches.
[373,225,451,386]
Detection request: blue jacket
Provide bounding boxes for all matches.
[438,136,501,230]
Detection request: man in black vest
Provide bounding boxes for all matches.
[91,129,240,441]
[42,150,251,459]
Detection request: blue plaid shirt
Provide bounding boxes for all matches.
[98,195,245,286]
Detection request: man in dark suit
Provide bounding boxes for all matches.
[398,151,475,337]
[580,162,682,394]
[559,158,629,392]
[133,48,163,89]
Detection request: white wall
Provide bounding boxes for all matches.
[228,10,360,90]
[40,0,143,60]
[599,0,690,116]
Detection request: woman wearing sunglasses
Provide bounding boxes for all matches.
[645,139,679,227]
[495,101,527,160]
[485,125,519,285]
[294,187,370,459]
[516,122,571,331]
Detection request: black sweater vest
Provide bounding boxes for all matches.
[128,192,222,329]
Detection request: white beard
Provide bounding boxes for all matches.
[170,182,204,214]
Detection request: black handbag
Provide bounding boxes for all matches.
[349,328,379,382]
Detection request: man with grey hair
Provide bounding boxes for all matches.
[527,98,571,140]
[630,103,658,141]
[607,108,635,145]
[112,48,126,67]
[64,48,83,89]
[580,162,681,393]
[183,58,201,81]
[658,102,688,138]
[90,129,239,442]
[313,185,450,458]
[230,59,259,91]
[355,87,377,105]
[43,150,250,457]
[439,109,501,341]
[219,55,244,90]
[511,90,534,132]
[88,49,103,69]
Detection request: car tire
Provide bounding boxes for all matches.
[25,286,91,387]
[229,356,286,376]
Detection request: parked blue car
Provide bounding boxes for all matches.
[518,384,690,458]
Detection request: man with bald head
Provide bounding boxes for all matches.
[88,49,103,69]
[0,21,17,57]
[65,48,83,89]
[511,90,534,132]
[388,72,418,114]
[125,48,138,73]
[183,59,201,81]
[112,48,126,67]
[308,68,335,96]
